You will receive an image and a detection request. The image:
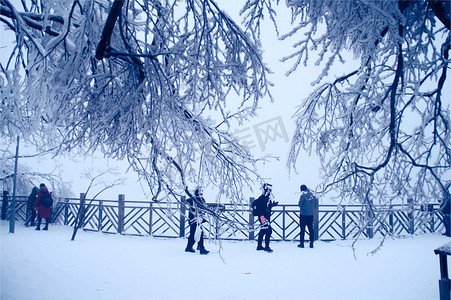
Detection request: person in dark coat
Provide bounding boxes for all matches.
[185,187,210,255]
[298,184,318,248]
[439,184,450,237]
[35,183,52,231]
[254,183,278,252]
[25,187,38,227]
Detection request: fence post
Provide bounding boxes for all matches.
[98,200,103,232]
[342,206,346,240]
[408,198,415,234]
[118,194,125,234]
[389,205,394,235]
[149,202,153,235]
[64,198,69,225]
[366,200,374,239]
[314,204,319,241]
[249,197,254,241]
[282,205,286,241]
[1,191,9,220]
[428,204,435,232]
[180,196,186,238]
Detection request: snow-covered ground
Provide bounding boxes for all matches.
[1,220,449,300]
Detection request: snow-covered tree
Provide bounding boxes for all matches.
[0,141,74,199]
[0,149,73,199]
[244,0,450,206]
[0,0,271,202]
[2,0,449,212]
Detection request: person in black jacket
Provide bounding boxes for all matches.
[185,187,210,255]
[25,187,38,227]
[254,183,278,252]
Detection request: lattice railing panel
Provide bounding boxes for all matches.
[123,207,151,235]
[209,208,250,240]
[319,210,343,240]
[390,210,411,235]
[283,210,302,241]
[1,198,445,241]
[82,205,100,231]
[151,207,180,237]
[100,205,119,233]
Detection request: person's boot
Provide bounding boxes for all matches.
[264,246,273,252]
[43,225,48,231]
[35,226,40,231]
[297,242,304,248]
[309,242,314,248]
[256,245,265,251]
[199,248,209,255]
[185,247,195,253]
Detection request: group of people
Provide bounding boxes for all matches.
[23,181,450,250]
[25,183,52,231]
[184,183,318,255]
[252,183,318,252]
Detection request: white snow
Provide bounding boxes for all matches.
[1,221,449,300]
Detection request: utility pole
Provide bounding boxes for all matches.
[9,136,19,233]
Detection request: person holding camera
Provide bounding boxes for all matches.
[254,183,278,252]
[185,187,210,255]
[298,184,318,248]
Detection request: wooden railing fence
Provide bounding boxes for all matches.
[1,192,445,241]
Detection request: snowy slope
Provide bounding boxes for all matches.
[1,221,448,300]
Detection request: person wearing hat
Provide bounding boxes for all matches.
[34,183,52,231]
[298,184,318,248]
[185,187,210,255]
[254,183,278,252]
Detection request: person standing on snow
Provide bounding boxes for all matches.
[185,187,210,255]
[298,184,318,248]
[254,183,278,252]
[35,183,52,231]
[25,187,38,227]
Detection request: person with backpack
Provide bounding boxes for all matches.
[298,184,318,248]
[34,183,52,231]
[254,183,278,252]
[185,187,210,255]
[25,187,38,227]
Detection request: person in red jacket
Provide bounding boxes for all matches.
[34,183,52,231]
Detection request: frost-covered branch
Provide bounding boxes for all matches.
[283,0,450,207]
[1,0,270,205]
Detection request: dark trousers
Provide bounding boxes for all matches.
[186,222,205,250]
[258,222,272,247]
[442,213,450,236]
[37,217,50,229]
[25,209,37,226]
[300,215,314,245]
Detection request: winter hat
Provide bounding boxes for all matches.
[39,183,46,188]
[300,185,308,192]
[194,187,203,196]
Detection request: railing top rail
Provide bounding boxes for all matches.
[1,194,441,210]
